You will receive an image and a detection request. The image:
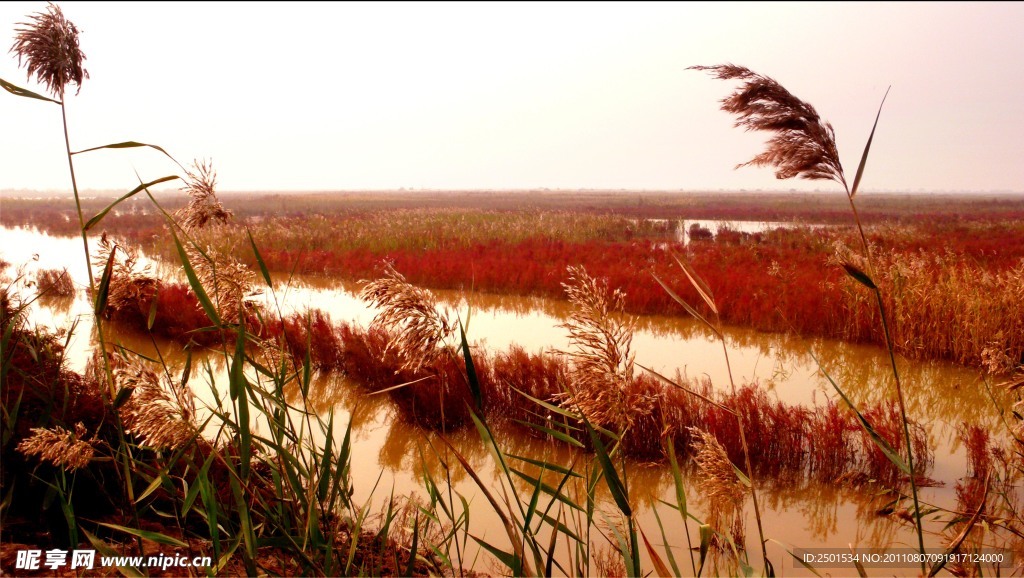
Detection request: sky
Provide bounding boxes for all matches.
[1,1,1022,194]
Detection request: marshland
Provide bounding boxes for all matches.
[3,3,1024,577]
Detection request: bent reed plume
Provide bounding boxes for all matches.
[557,265,654,433]
[10,2,87,98]
[688,64,845,186]
[359,263,456,372]
[16,422,96,471]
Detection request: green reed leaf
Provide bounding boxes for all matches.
[96,522,188,547]
[94,248,116,317]
[0,77,61,104]
[651,502,682,577]
[850,87,890,199]
[842,263,877,289]
[84,175,180,231]
[459,320,482,410]
[231,325,251,480]
[666,439,696,575]
[581,415,631,517]
[317,411,334,503]
[471,535,522,575]
[246,228,273,287]
[507,453,583,478]
[71,140,183,168]
[509,467,585,514]
[170,228,221,327]
[111,386,134,410]
[811,351,910,474]
[514,419,585,448]
[405,514,420,577]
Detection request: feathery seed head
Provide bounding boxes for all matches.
[11,3,88,98]
[690,64,846,187]
[178,160,232,232]
[17,422,96,471]
[115,354,197,451]
[360,264,454,372]
[557,265,654,432]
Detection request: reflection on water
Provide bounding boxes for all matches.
[2,224,1018,575]
[646,218,830,246]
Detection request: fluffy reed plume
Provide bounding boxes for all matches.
[35,267,74,297]
[186,242,257,324]
[360,264,455,372]
[17,422,95,471]
[93,232,158,317]
[172,160,257,324]
[10,2,88,98]
[176,160,232,233]
[114,354,196,451]
[690,64,845,187]
[557,265,653,431]
[690,428,747,547]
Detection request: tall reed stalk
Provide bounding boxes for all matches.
[4,3,152,543]
[692,63,928,572]
[652,253,771,573]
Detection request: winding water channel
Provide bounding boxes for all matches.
[1,224,1017,575]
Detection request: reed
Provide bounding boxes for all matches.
[690,428,746,548]
[2,6,442,571]
[4,4,1018,573]
[693,61,932,568]
[359,263,456,372]
[9,193,1020,370]
[556,265,653,433]
[34,267,74,297]
[15,422,96,471]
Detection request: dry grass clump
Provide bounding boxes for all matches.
[832,244,1024,370]
[487,344,569,422]
[16,422,96,471]
[337,319,478,429]
[2,287,108,443]
[360,264,455,372]
[557,265,654,432]
[10,2,88,98]
[35,267,74,297]
[93,232,159,318]
[592,543,628,578]
[113,353,197,451]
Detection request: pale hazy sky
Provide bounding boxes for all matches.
[1,2,1022,193]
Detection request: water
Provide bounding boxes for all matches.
[642,218,829,246]
[1,225,1015,575]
